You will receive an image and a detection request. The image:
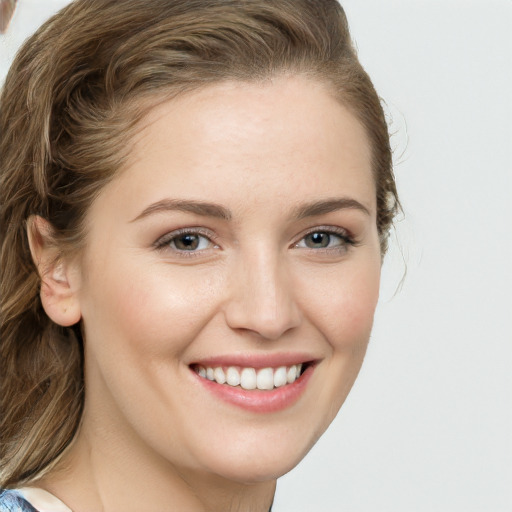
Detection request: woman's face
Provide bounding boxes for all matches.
[73,76,381,482]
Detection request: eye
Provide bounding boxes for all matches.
[170,233,210,251]
[295,228,354,251]
[155,229,217,254]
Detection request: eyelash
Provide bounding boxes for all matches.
[153,226,357,257]
[153,228,218,257]
[293,226,357,253]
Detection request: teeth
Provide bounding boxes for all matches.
[226,366,240,386]
[213,367,226,385]
[195,363,305,390]
[286,365,297,383]
[273,366,287,388]
[256,368,274,390]
[240,368,257,390]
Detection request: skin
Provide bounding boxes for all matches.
[32,76,382,512]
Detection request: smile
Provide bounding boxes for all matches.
[193,364,304,391]
[190,359,314,413]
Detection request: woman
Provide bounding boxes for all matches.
[0,0,399,510]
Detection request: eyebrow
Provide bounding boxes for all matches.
[131,199,232,222]
[293,198,371,219]
[131,196,370,223]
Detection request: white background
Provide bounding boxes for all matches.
[1,1,511,511]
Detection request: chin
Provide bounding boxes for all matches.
[190,422,324,484]
[206,453,304,484]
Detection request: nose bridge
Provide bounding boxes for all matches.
[225,245,301,339]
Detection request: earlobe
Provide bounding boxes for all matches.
[27,215,82,327]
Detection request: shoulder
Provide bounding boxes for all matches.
[0,489,39,512]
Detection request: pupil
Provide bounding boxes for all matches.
[176,234,199,250]
[308,232,329,248]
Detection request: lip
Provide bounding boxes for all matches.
[190,352,317,369]
[190,356,317,413]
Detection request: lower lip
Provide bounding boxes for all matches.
[192,365,315,413]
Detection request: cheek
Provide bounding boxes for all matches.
[79,256,224,363]
[303,256,379,395]
[299,257,381,350]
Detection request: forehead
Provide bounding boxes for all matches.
[98,76,376,219]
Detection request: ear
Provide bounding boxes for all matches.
[27,215,82,327]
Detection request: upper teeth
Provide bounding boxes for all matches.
[196,364,303,390]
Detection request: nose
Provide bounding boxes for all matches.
[224,249,302,340]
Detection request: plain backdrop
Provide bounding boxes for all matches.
[1,1,511,511]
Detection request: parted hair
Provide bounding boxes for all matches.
[0,0,399,487]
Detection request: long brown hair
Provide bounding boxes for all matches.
[0,0,399,487]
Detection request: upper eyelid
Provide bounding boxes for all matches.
[292,225,353,243]
[301,225,349,235]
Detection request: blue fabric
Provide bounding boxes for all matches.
[0,490,38,512]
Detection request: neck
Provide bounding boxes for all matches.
[34,423,276,512]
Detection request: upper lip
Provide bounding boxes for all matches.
[190,352,320,369]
